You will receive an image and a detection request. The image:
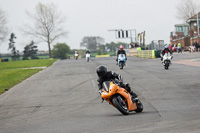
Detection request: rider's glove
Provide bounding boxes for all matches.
[98,90,102,95]
[119,81,123,86]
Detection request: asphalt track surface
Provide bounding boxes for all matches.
[0,52,200,133]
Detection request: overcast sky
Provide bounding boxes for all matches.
[0,0,184,53]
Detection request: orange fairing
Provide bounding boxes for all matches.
[101,82,137,111]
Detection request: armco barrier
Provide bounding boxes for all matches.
[137,50,156,59]
[95,55,110,58]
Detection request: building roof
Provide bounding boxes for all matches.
[187,12,200,23]
[175,24,189,27]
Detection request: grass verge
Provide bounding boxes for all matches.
[0,59,57,94]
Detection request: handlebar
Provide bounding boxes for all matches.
[111,79,122,86]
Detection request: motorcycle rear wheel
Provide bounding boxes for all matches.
[112,96,129,115]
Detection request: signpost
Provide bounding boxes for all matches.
[108,29,137,44]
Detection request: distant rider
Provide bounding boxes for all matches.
[86,50,90,54]
[161,45,173,62]
[116,45,127,64]
[96,65,138,101]
[74,51,78,55]
[177,43,182,52]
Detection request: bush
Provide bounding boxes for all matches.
[52,43,70,59]
[97,50,102,55]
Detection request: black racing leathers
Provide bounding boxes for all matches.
[161,48,172,56]
[161,48,172,61]
[97,71,132,94]
[117,50,126,57]
[116,50,127,61]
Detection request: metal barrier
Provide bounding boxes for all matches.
[137,50,156,59]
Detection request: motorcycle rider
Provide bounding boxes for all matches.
[74,51,79,59]
[85,50,90,54]
[116,45,127,64]
[161,45,173,63]
[96,65,138,101]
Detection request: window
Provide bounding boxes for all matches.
[176,26,183,32]
[183,26,188,36]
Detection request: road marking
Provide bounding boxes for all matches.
[189,58,200,61]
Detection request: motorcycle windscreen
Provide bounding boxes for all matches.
[102,81,111,92]
[118,54,125,60]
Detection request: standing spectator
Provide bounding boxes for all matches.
[178,43,181,48]
[169,44,172,52]
[194,42,198,52]
[129,43,134,48]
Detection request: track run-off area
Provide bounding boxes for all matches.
[0,52,200,133]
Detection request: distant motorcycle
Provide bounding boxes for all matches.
[118,54,126,69]
[75,53,78,60]
[163,52,172,70]
[86,53,90,62]
[189,46,195,53]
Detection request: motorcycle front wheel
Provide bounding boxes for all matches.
[112,96,129,115]
[135,99,143,113]
[120,62,124,69]
[164,63,169,69]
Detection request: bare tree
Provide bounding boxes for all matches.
[23,3,67,58]
[0,8,9,46]
[176,0,200,21]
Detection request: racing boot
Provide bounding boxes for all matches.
[130,91,138,103]
[161,57,163,63]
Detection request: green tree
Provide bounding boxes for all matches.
[80,36,104,51]
[97,50,102,55]
[105,42,128,52]
[52,43,70,59]
[8,33,20,61]
[105,42,119,52]
[23,40,38,60]
[98,45,106,52]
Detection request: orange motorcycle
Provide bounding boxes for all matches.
[100,80,143,115]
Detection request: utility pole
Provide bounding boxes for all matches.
[197,12,199,50]
[197,12,199,36]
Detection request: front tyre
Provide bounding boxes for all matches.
[165,65,169,69]
[120,62,124,69]
[164,62,169,70]
[112,96,129,115]
[135,99,143,113]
